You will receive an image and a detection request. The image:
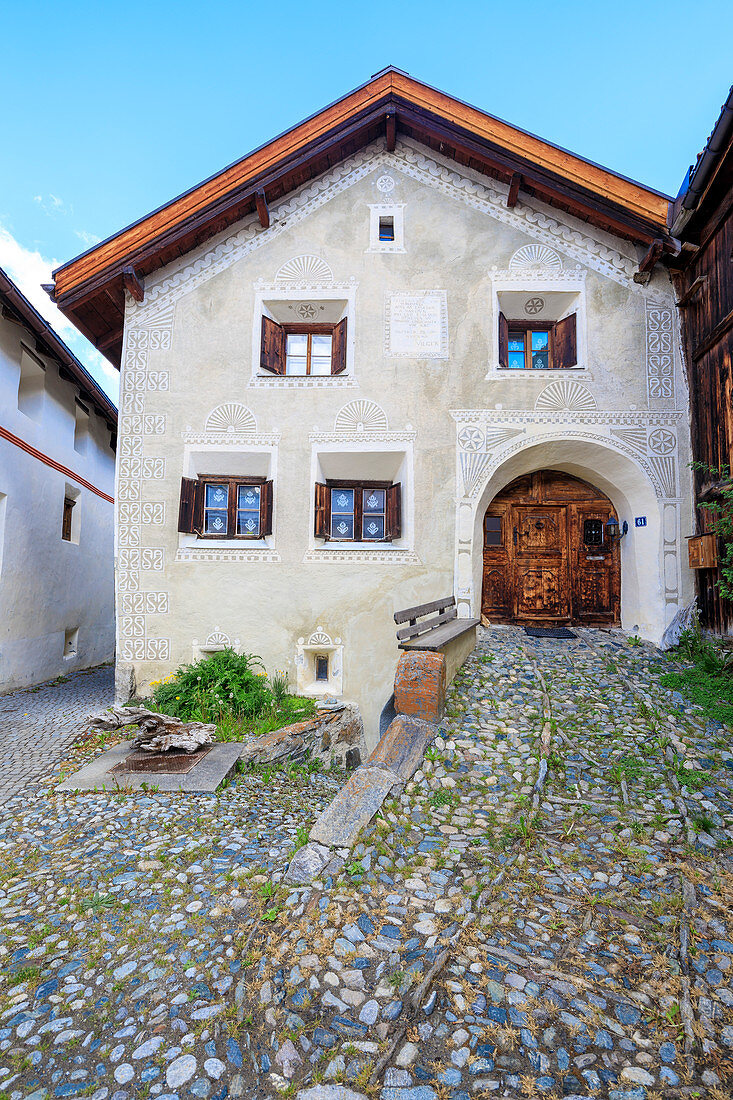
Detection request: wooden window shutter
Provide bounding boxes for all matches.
[386,483,402,541]
[62,498,75,541]
[552,313,577,368]
[178,477,203,533]
[261,480,273,536]
[498,312,509,369]
[331,317,348,375]
[314,482,330,539]
[260,316,286,375]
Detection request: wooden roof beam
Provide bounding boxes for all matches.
[386,111,396,152]
[122,267,145,303]
[54,104,391,312]
[676,274,708,307]
[507,172,522,208]
[255,190,270,229]
[400,107,663,243]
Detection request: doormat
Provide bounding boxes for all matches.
[524,626,576,639]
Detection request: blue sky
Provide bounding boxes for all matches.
[1,0,731,405]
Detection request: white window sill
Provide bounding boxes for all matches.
[248,375,357,389]
[485,364,589,379]
[175,545,281,563]
[180,537,271,550]
[303,545,420,564]
[365,245,407,254]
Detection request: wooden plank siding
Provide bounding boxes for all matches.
[675,169,733,632]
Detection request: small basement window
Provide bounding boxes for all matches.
[178,476,273,539]
[64,627,79,659]
[378,216,395,242]
[314,481,401,543]
[315,654,329,682]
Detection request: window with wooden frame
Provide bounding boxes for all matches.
[498,312,577,370]
[260,316,347,377]
[314,481,402,542]
[178,476,273,539]
[62,497,75,542]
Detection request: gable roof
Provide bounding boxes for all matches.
[0,266,117,429]
[50,67,673,368]
[669,84,733,239]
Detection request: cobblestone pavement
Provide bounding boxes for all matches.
[1,629,733,1100]
[0,667,114,801]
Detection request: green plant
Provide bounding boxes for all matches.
[387,969,405,990]
[270,668,289,706]
[150,648,271,720]
[7,965,41,987]
[692,461,733,599]
[293,825,309,852]
[81,892,116,913]
[148,647,316,740]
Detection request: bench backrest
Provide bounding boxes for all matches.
[394,596,457,641]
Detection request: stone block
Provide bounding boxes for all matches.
[284,842,332,884]
[394,651,446,723]
[297,1087,369,1100]
[239,704,364,769]
[366,715,435,781]
[310,767,396,848]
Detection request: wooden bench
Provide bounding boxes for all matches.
[394,597,479,684]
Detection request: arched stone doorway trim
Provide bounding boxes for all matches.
[454,433,673,643]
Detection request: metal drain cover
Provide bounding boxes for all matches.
[111,745,216,774]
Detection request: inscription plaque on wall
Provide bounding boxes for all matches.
[384,290,449,359]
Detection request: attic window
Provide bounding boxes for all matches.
[367,204,405,253]
[378,216,395,242]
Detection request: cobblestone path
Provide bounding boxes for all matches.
[0,667,114,802]
[1,629,732,1100]
[245,627,733,1098]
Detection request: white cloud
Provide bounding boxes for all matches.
[75,229,102,247]
[0,225,119,405]
[33,193,72,218]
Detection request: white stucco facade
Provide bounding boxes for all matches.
[112,140,694,745]
[0,307,116,692]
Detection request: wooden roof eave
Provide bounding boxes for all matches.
[52,70,673,369]
[55,102,668,318]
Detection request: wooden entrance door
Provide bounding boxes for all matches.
[481,471,620,625]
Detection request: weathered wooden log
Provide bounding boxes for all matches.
[90,706,215,753]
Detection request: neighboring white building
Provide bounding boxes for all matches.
[0,268,117,692]
[51,69,694,743]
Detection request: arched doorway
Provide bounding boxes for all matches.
[482,470,620,625]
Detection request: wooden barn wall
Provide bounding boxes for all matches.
[677,199,733,632]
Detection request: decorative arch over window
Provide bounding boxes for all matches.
[334,400,389,433]
[509,244,563,273]
[204,403,257,434]
[534,380,597,414]
[275,255,334,286]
